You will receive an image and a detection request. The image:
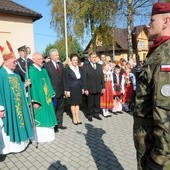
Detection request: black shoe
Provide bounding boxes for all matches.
[72,121,78,125]
[108,109,115,114]
[87,117,93,122]
[106,115,112,118]
[58,125,67,129]
[93,115,102,120]
[108,109,112,113]
[77,122,82,124]
[0,155,6,161]
[113,112,118,115]
[54,126,58,133]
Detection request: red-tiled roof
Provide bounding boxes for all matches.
[0,0,42,22]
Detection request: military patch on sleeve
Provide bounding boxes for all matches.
[161,84,170,96]
[160,64,170,72]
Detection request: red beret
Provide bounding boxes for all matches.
[152,2,170,16]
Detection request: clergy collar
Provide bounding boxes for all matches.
[33,63,42,71]
[3,66,14,74]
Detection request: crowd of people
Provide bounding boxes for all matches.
[0,41,137,155]
[82,52,137,120]
[1,2,170,170]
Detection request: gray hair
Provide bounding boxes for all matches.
[49,48,59,57]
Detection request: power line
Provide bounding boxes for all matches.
[34,33,56,38]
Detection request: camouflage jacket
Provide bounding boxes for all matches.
[134,39,170,165]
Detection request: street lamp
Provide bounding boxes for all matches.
[64,0,68,59]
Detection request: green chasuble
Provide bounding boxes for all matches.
[29,65,57,127]
[0,67,33,143]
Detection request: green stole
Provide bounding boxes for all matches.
[28,65,57,127]
[0,67,33,143]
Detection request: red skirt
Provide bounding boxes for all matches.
[100,80,113,109]
[123,83,133,103]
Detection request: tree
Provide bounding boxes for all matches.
[48,0,118,48]
[117,0,156,59]
[43,36,84,61]
[49,0,156,60]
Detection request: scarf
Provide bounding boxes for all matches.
[146,36,170,57]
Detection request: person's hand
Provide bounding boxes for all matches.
[33,103,40,109]
[0,110,5,118]
[84,90,89,96]
[67,91,70,97]
[82,89,84,94]
[25,79,31,87]
[65,91,70,98]
[122,90,125,94]
[101,89,105,94]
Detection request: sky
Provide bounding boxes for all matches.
[14,0,57,53]
[14,0,152,54]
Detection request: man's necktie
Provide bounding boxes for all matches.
[56,62,60,75]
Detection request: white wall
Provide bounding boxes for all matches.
[0,14,35,59]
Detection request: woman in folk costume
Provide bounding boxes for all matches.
[122,65,136,112]
[28,52,57,143]
[111,65,125,113]
[100,63,113,117]
[0,42,33,154]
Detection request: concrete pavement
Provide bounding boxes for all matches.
[0,111,137,170]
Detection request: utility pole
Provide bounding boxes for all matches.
[64,0,68,59]
[127,0,134,60]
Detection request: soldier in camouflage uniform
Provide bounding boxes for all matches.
[133,2,170,170]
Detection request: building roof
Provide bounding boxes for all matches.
[0,0,42,22]
[114,28,128,50]
[84,25,148,53]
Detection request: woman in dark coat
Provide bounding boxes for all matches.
[63,53,84,125]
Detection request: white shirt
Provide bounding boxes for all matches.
[90,62,96,69]
[69,65,81,79]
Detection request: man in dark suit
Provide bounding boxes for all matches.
[14,45,33,81]
[83,52,105,121]
[44,48,67,132]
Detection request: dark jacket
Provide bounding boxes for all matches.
[44,60,64,98]
[14,57,33,81]
[63,67,84,91]
[83,62,105,93]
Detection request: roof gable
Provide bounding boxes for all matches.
[0,0,42,22]
[84,25,148,53]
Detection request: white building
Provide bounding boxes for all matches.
[0,0,42,59]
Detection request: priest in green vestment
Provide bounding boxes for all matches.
[28,52,57,142]
[0,52,33,154]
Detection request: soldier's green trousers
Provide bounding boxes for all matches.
[134,126,170,170]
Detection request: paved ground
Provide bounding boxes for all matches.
[0,110,137,170]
